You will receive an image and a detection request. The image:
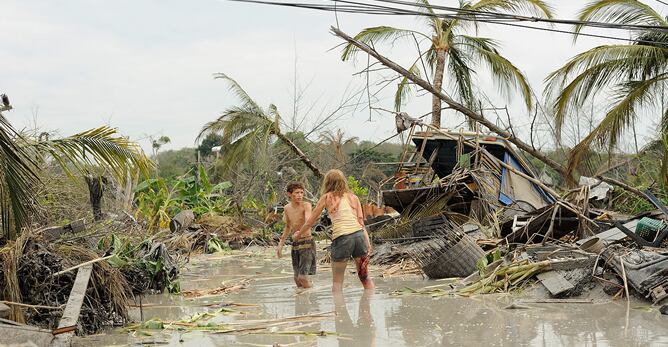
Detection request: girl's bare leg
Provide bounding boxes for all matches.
[331,261,347,292]
[354,256,374,290]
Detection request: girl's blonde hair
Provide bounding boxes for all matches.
[320,169,349,196]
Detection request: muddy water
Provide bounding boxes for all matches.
[76,248,668,347]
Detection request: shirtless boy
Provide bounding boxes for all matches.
[277,182,315,288]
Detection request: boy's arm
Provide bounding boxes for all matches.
[277,211,291,258]
[295,195,325,239]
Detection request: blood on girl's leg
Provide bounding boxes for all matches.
[355,256,371,284]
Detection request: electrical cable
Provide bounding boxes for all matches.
[226,0,668,45]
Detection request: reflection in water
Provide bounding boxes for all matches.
[73,253,668,347]
[333,290,376,347]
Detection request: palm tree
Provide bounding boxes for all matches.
[198,73,323,178]
[320,129,358,166]
[0,100,151,239]
[341,0,554,127]
[545,0,668,185]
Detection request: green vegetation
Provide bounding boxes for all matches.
[545,0,668,185]
[134,165,232,230]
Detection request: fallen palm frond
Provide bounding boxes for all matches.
[0,232,29,322]
[455,257,589,295]
[181,278,251,299]
[126,311,336,336]
[181,307,238,323]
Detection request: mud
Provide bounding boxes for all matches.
[75,247,668,347]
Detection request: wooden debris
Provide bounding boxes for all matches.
[536,271,575,296]
[50,264,94,347]
[50,254,115,278]
[516,299,594,304]
[181,279,251,299]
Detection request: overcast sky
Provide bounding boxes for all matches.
[2,1,666,152]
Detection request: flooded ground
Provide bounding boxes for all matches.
[75,247,668,347]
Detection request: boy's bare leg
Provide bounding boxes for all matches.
[332,261,347,292]
[354,256,374,290]
[297,275,312,288]
[294,276,303,288]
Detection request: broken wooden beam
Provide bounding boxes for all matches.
[49,264,93,347]
[51,255,113,278]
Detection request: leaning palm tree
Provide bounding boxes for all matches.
[341,0,554,127]
[545,0,668,185]
[198,73,322,178]
[0,100,151,239]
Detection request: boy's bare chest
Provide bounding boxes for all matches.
[285,207,305,224]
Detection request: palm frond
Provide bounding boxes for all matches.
[468,0,555,18]
[413,0,440,30]
[446,46,476,110]
[198,107,272,143]
[459,35,533,110]
[341,26,430,61]
[29,126,152,183]
[0,116,40,239]
[213,73,263,114]
[395,58,424,111]
[199,106,274,174]
[566,73,668,177]
[545,44,668,136]
[575,0,668,40]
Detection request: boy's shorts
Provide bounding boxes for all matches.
[291,238,317,276]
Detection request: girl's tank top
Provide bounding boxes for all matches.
[330,194,363,240]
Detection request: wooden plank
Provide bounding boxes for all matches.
[0,323,54,346]
[0,302,9,319]
[49,264,93,347]
[537,271,574,296]
[577,220,639,246]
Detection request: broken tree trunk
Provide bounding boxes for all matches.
[274,131,323,179]
[84,176,104,221]
[331,27,567,179]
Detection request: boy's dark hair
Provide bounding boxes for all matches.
[286,182,304,193]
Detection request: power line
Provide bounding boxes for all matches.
[652,0,668,7]
[370,0,668,32]
[226,0,668,45]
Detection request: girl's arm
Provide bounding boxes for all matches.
[351,194,365,227]
[294,194,326,239]
[351,194,372,255]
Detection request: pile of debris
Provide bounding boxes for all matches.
[164,210,271,254]
[0,231,130,334]
[373,129,668,309]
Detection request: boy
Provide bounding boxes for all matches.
[277,182,315,288]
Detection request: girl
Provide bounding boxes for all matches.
[294,169,374,292]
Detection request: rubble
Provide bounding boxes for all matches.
[371,127,668,308]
